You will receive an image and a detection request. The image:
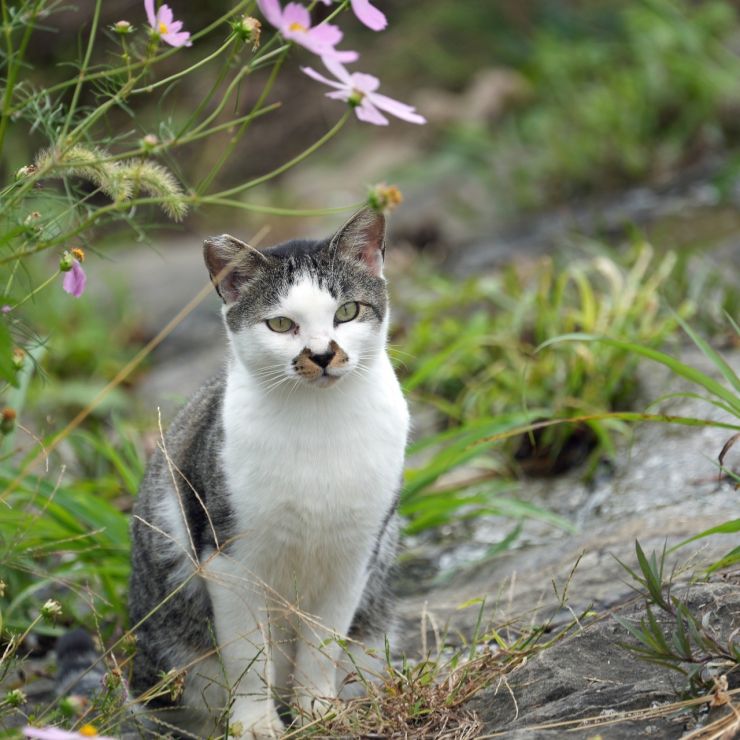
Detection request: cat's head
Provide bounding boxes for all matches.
[203,208,389,389]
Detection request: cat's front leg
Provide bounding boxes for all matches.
[203,552,284,738]
[292,575,367,722]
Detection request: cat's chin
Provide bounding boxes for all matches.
[305,373,343,389]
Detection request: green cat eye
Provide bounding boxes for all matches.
[335,301,360,323]
[266,316,295,333]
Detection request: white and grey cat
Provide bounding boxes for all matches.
[128,208,409,737]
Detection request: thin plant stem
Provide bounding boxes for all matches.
[7,270,61,311]
[0,0,42,157]
[6,1,255,116]
[58,0,103,143]
[211,110,350,199]
[196,49,289,194]
[131,35,237,95]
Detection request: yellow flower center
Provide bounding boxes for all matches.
[159,21,169,34]
[288,22,307,32]
[79,726,98,737]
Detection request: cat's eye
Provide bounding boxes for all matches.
[266,316,295,333]
[335,301,360,323]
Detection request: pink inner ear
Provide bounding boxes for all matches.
[360,242,384,276]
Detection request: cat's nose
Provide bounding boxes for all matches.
[309,350,335,368]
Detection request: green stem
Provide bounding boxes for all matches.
[0,0,41,158]
[6,1,254,117]
[9,270,61,311]
[198,196,360,216]
[211,111,350,199]
[131,35,237,95]
[58,0,102,143]
[196,49,289,195]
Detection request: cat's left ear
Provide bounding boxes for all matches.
[330,207,386,277]
[203,234,268,304]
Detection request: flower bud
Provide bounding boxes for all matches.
[1,408,16,435]
[5,689,26,708]
[232,16,261,49]
[368,183,403,213]
[40,598,63,622]
[59,250,75,272]
[140,134,160,153]
[112,20,133,34]
[15,164,37,180]
[12,348,24,370]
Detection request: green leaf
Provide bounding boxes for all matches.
[670,519,740,552]
[0,320,19,387]
[674,312,740,394]
[539,333,740,415]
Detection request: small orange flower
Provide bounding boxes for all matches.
[71,248,85,262]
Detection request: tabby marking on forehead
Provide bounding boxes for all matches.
[224,241,387,333]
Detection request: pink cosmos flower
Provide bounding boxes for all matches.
[318,0,387,31]
[23,727,116,740]
[144,0,191,47]
[256,0,357,62]
[301,58,426,126]
[62,260,87,298]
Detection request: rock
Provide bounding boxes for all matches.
[466,577,739,738]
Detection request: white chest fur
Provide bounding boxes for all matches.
[219,353,408,596]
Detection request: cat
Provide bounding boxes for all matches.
[128,207,409,738]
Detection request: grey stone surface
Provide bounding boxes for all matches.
[466,577,739,738]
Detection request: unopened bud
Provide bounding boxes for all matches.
[140,134,160,153]
[40,598,62,622]
[1,408,16,435]
[12,348,24,369]
[59,250,75,272]
[113,20,133,34]
[15,164,37,180]
[5,688,26,707]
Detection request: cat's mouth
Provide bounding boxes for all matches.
[292,344,350,387]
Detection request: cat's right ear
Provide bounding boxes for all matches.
[203,234,268,304]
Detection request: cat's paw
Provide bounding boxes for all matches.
[294,693,335,725]
[230,702,284,739]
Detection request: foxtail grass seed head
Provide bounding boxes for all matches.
[118,159,188,220]
[35,146,132,201]
[232,16,261,49]
[368,183,403,212]
[0,579,5,597]
[1,408,16,435]
[5,689,27,708]
[112,20,133,34]
[40,599,62,622]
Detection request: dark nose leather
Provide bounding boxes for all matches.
[310,351,335,368]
